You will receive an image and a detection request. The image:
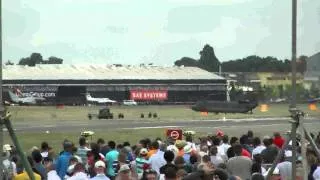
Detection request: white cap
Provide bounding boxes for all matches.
[3,144,11,152]
[95,160,105,168]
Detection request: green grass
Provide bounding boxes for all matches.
[7,103,320,124]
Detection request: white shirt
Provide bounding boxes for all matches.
[67,172,89,180]
[313,166,320,180]
[252,145,266,158]
[90,174,110,180]
[210,155,224,167]
[47,170,61,180]
[148,150,166,175]
[219,143,231,155]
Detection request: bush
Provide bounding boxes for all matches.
[153,113,158,118]
[140,113,144,118]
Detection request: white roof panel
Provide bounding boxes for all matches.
[3,64,225,80]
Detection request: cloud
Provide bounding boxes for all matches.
[105,25,129,34]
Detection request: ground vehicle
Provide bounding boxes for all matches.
[88,107,114,119]
[123,100,137,105]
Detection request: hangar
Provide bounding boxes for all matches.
[3,64,226,105]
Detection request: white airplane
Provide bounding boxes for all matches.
[85,93,117,104]
[8,90,37,105]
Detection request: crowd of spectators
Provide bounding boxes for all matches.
[2,130,320,180]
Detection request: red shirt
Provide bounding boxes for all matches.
[273,137,284,149]
[241,148,251,158]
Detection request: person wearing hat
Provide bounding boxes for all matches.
[134,148,150,178]
[91,161,110,180]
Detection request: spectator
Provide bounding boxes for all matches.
[163,166,178,180]
[44,160,61,180]
[106,141,119,180]
[76,137,91,165]
[183,145,192,164]
[141,169,157,180]
[213,168,229,180]
[251,137,266,158]
[276,153,292,180]
[240,135,253,157]
[174,156,192,174]
[14,160,41,180]
[148,141,166,175]
[226,143,252,180]
[31,149,47,179]
[261,137,278,164]
[219,135,231,156]
[160,150,176,174]
[227,137,239,159]
[56,140,73,179]
[67,163,88,180]
[209,146,224,167]
[135,148,150,177]
[97,138,110,155]
[40,142,50,158]
[147,141,160,158]
[273,132,285,149]
[88,143,105,177]
[90,160,110,180]
[251,173,264,180]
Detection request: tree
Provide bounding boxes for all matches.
[5,60,14,65]
[46,56,63,64]
[174,57,198,67]
[297,55,308,74]
[198,44,220,72]
[18,57,31,66]
[30,53,43,66]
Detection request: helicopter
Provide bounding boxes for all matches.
[191,91,259,114]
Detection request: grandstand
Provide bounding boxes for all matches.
[3,64,226,104]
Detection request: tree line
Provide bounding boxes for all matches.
[6,53,63,66]
[174,44,308,73]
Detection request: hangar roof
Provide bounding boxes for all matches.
[3,64,225,80]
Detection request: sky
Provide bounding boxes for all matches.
[4,0,320,65]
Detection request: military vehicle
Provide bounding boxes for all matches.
[88,107,114,120]
[191,99,258,114]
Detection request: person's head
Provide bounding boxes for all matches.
[239,135,248,145]
[118,164,131,179]
[44,160,55,173]
[150,141,159,150]
[142,169,157,180]
[247,130,254,138]
[263,137,272,147]
[213,168,229,180]
[251,173,264,180]
[202,155,211,163]
[97,138,105,145]
[123,141,130,147]
[253,137,261,147]
[174,156,185,168]
[41,142,49,151]
[108,141,116,149]
[200,145,208,153]
[210,146,218,156]
[69,156,79,165]
[164,166,178,180]
[63,140,73,152]
[139,148,148,158]
[222,135,229,144]
[233,143,242,156]
[211,136,220,146]
[73,163,86,173]
[190,155,198,164]
[185,135,193,143]
[230,137,239,145]
[79,137,87,147]
[31,149,42,163]
[94,160,106,175]
[274,132,281,137]
[164,150,175,163]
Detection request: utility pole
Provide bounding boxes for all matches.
[0,0,4,179]
[290,0,298,179]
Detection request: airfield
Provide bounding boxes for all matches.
[3,103,320,152]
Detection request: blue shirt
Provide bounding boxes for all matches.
[105,149,119,177]
[55,151,72,179]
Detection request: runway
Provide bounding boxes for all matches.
[8,116,320,133]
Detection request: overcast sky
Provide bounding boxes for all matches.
[4,0,320,65]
